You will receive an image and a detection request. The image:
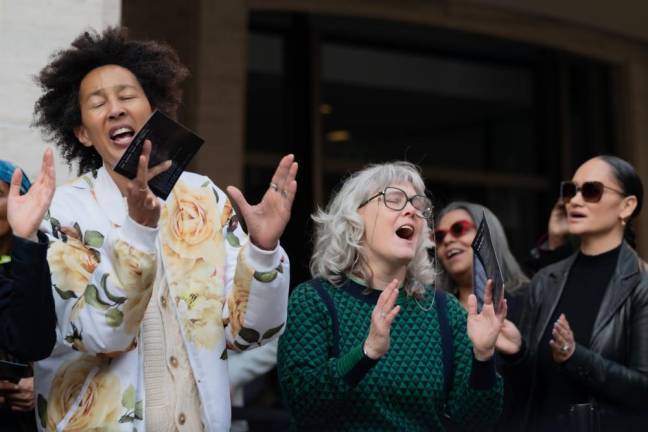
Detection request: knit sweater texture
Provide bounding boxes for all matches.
[278,278,503,431]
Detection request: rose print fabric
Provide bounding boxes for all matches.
[34,168,289,432]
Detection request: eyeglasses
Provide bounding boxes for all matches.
[432,220,475,244]
[358,186,433,219]
[560,181,626,204]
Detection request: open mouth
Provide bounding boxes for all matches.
[569,211,586,220]
[109,126,135,146]
[446,248,463,259]
[395,224,415,240]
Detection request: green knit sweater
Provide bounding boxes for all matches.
[278,278,503,431]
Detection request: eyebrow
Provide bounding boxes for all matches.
[84,84,140,101]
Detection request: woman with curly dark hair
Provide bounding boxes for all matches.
[32,27,297,432]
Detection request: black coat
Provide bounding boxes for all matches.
[0,234,56,362]
[515,241,648,430]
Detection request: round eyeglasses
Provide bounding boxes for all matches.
[358,186,433,219]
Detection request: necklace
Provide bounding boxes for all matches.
[414,285,436,312]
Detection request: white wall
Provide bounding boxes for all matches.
[0,0,121,183]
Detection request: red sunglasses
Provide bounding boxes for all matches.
[433,220,475,244]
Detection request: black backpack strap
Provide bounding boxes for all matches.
[435,289,454,400]
[311,278,340,357]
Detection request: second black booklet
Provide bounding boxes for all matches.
[472,210,505,313]
[114,109,204,199]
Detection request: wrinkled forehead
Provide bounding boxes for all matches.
[370,175,425,195]
[79,64,143,99]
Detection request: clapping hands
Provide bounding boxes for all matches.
[549,314,575,363]
[363,279,401,360]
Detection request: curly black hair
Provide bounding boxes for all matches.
[33,27,189,175]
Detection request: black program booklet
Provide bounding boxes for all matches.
[114,110,204,199]
[472,211,505,313]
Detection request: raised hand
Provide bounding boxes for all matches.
[549,313,575,363]
[363,279,401,359]
[547,199,569,250]
[495,319,522,355]
[126,140,171,228]
[226,154,298,250]
[7,148,56,240]
[467,280,507,360]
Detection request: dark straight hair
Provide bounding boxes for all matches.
[598,155,644,249]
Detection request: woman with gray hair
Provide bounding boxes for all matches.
[278,161,505,431]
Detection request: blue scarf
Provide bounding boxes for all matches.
[0,160,31,194]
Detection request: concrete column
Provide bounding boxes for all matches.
[123,0,247,189]
[618,57,648,258]
[0,0,121,182]
[190,0,247,189]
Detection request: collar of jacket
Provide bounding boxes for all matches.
[541,241,642,346]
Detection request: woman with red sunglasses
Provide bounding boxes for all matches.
[434,202,529,321]
[434,201,530,431]
[499,155,648,431]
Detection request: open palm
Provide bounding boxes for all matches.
[7,148,56,239]
[226,154,298,250]
[467,280,507,360]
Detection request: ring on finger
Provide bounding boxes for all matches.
[269,182,279,192]
[379,311,387,319]
[561,343,569,353]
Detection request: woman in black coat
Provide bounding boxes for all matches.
[498,155,648,431]
[0,151,57,431]
[0,151,56,361]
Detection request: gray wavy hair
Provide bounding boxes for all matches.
[310,161,436,296]
[435,201,529,295]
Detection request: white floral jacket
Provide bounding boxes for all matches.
[34,168,289,432]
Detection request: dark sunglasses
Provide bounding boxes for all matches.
[560,181,626,204]
[433,220,475,244]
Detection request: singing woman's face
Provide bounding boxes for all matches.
[74,64,153,170]
[436,209,476,283]
[357,182,425,271]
